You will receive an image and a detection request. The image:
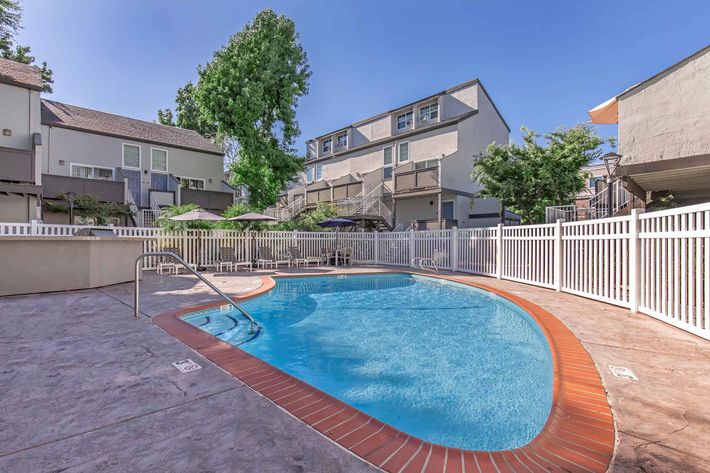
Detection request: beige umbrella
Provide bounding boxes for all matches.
[168,208,225,221]
[228,212,279,261]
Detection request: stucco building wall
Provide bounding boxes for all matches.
[618,49,710,165]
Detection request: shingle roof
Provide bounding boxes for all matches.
[0,57,44,90]
[41,99,223,155]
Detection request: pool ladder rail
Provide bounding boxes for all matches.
[134,251,259,334]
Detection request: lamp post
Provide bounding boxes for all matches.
[602,152,622,218]
[66,192,77,224]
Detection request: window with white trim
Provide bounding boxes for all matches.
[414,159,439,170]
[151,148,168,172]
[71,164,114,181]
[383,146,393,179]
[122,144,140,168]
[396,111,413,130]
[419,103,438,122]
[306,166,314,183]
[322,138,332,154]
[176,176,205,190]
[336,132,347,149]
[316,163,323,181]
[398,142,409,162]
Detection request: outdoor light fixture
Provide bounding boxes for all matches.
[602,152,622,218]
[602,152,622,178]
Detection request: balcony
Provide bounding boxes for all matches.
[181,188,234,212]
[0,146,35,184]
[394,166,439,194]
[42,174,125,203]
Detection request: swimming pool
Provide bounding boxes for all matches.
[182,273,553,451]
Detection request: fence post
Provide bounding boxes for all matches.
[374,231,379,265]
[30,219,38,236]
[182,229,188,265]
[409,228,416,267]
[554,219,563,292]
[496,223,503,279]
[451,227,458,272]
[629,209,640,313]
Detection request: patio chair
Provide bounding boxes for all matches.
[288,246,322,267]
[256,247,291,269]
[158,247,197,274]
[217,247,252,272]
[340,247,353,266]
[320,247,333,266]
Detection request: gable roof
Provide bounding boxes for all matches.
[309,77,510,142]
[41,99,223,155]
[0,57,43,91]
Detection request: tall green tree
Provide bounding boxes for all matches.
[157,81,217,139]
[473,124,611,223]
[0,0,53,92]
[197,9,310,210]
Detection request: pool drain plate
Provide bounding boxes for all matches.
[609,365,637,380]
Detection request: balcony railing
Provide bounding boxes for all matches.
[180,188,234,212]
[0,146,35,183]
[42,174,125,203]
[394,167,439,193]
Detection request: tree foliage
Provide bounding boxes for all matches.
[45,193,131,225]
[197,9,310,209]
[157,82,217,139]
[274,202,339,231]
[156,204,214,231]
[473,124,611,224]
[0,0,53,92]
[216,202,270,231]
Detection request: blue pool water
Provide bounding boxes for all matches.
[182,273,553,450]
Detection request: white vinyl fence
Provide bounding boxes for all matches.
[2,202,710,340]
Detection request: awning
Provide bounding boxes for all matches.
[588,96,618,124]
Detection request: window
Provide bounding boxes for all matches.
[419,103,439,122]
[398,142,409,162]
[122,144,140,168]
[396,111,413,130]
[316,163,323,181]
[383,146,393,179]
[151,148,168,172]
[177,177,205,190]
[414,159,439,170]
[336,132,347,149]
[322,138,332,154]
[71,164,113,181]
[306,166,314,183]
[589,176,604,189]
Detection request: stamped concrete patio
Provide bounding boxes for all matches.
[1,266,708,472]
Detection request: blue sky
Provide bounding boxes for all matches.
[17,0,710,154]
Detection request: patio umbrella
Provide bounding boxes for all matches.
[168,208,225,221]
[228,212,279,261]
[318,217,356,251]
[167,208,224,270]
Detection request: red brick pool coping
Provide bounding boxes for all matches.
[153,271,616,473]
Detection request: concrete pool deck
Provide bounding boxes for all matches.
[1,266,709,472]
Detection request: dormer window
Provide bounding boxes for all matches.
[396,111,413,131]
[419,103,439,122]
[322,138,332,154]
[336,132,347,149]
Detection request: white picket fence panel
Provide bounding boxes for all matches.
[2,202,710,340]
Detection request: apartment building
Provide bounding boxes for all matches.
[271,78,516,230]
[589,43,710,207]
[0,58,236,225]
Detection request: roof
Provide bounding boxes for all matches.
[41,99,223,155]
[617,43,710,100]
[309,78,509,142]
[0,57,43,91]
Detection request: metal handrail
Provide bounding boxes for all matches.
[134,251,258,334]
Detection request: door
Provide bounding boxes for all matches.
[123,169,141,206]
[442,201,454,220]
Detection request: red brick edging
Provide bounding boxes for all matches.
[153,272,615,473]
